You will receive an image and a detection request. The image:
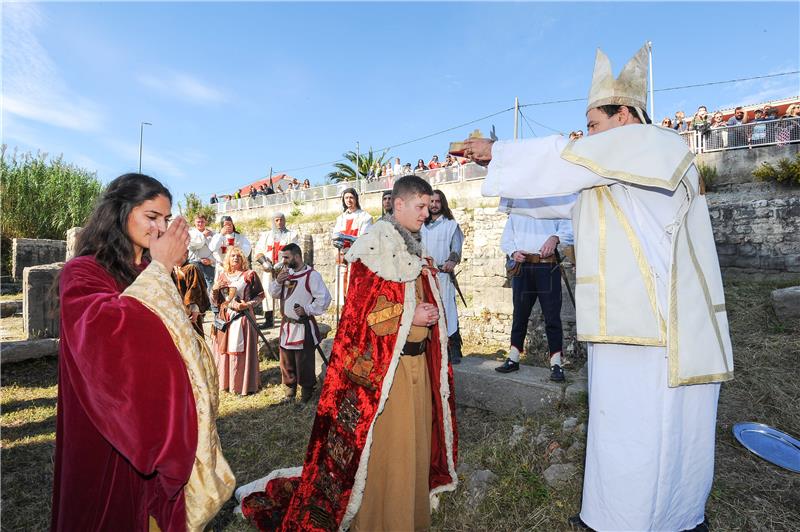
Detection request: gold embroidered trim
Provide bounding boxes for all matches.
[561,144,694,192]
[601,187,666,340]
[576,275,600,284]
[577,334,665,346]
[596,187,607,336]
[672,370,734,386]
[367,300,403,326]
[686,226,730,374]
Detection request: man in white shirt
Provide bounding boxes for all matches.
[497,204,573,381]
[420,190,465,364]
[187,214,216,302]
[268,243,332,403]
[209,215,252,279]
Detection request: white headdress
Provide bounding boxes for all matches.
[587,43,649,122]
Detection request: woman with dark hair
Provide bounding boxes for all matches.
[52,173,234,531]
[212,246,265,395]
[332,187,373,304]
[415,158,428,172]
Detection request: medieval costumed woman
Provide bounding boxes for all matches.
[236,175,458,531]
[212,246,265,395]
[52,174,234,531]
[332,187,373,306]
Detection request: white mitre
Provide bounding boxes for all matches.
[587,43,649,123]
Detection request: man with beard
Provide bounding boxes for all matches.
[381,190,393,218]
[255,212,299,328]
[237,175,458,532]
[268,243,331,403]
[463,44,732,532]
[421,189,465,364]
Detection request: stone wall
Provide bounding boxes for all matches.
[12,238,66,281]
[707,182,800,277]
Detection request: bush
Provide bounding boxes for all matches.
[696,162,718,192]
[752,153,800,186]
[1,146,104,239]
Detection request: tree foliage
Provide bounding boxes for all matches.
[1,146,104,241]
[326,148,390,183]
[179,192,217,222]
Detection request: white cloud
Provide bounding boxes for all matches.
[138,71,227,105]
[2,3,104,132]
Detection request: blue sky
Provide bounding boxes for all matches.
[4,1,799,205]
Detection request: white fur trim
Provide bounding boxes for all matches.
[339,281,417,531]
[344,220,422,282]
[424,268,459,505]
[234,466,303,505]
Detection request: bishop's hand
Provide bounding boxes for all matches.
[462,138,494,167]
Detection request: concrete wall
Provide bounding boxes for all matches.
[696,143,800,186]
[12,238,66,281]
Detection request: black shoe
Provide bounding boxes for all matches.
[300,387,314,403]
[681,519,709,532]
[550,364,565,382]
[495,358,519,373]
[568,514,595,531]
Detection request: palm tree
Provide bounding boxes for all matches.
[326,148,390,183]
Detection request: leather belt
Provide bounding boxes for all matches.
[524,253,558,264]
[402,339,427,356]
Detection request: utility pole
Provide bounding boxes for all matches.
[138,122,152,173]
[356,141,360,192]
[648,41,655,120]
[513,97,519,140]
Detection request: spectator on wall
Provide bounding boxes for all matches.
[727,106,748,126]
[748,108,768,146]
[660,118,673,129]
[707,111,728,150]
[392,157,402,176]
[673,111,688,132]
[302,179,311,189]
[428,155,441,169]
[415,159,428,172]
[691,106,710,133]
[210,193,218,204]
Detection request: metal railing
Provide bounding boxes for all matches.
[212,162,488,214]
[678,116,800,154]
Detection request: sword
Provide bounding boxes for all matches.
[438,264,468,307]
[552,249,575,308]
[236,307,276,358]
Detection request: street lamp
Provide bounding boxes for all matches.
[138,122,152,173]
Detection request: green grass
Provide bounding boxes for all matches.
[1,278,799,530]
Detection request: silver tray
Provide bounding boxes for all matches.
[732,422,800,473]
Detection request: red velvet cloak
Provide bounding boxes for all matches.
[241,257,458,531]
[51,256,198,531]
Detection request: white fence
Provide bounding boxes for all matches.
[213,163,488,214]
[679,116,800,154]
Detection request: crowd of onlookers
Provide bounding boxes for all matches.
[210,177,312,204]
[659,102,800,149]
[365,154,467,182]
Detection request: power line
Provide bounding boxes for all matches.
[519,70,800,108]
[201,70,799,195]
[518,108,538,137]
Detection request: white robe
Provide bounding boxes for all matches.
[484,128,722,531]
[267,266,332,350]
[332,209,374,305]
[420,217,463,337]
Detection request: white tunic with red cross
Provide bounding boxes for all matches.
[267,266,332,350]
[255,229,299,312]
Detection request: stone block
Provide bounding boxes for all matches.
[452,357,586,415]
[66,227,82,260]
[12,238,66,281]
[771,286,800,321]
[1,300,22,318]
[1,338,59,364]
[23,263,63,339]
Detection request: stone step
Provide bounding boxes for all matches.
[453,356,587,414]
